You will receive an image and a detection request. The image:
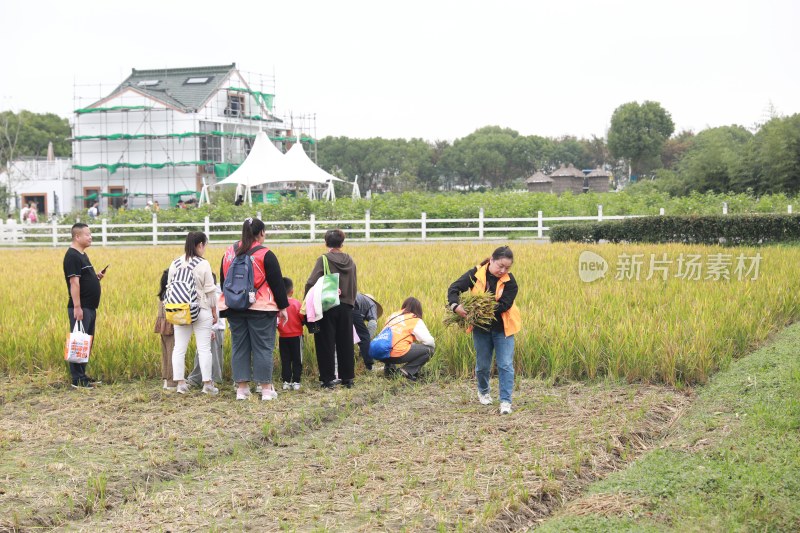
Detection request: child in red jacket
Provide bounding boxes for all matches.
[278,277,304,390]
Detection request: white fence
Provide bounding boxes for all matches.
[0,204,792,247]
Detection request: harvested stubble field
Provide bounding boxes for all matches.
[0,372,689,531]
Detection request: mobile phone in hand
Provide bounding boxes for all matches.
[101,264,110,274]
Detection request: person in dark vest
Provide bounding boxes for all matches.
[219,218,289,401]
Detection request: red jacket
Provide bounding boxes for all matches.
[278,298,303,337]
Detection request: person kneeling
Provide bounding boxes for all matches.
[379,297,435,381]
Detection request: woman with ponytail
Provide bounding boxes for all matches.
[219,218,289,401]
[447,246,520,415]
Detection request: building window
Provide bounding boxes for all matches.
[83,188,100,210]
[199,121,222,162]
[109,186,125,209]
[225,94,245,117]
[185,76,213,85]
[137,80,160,87]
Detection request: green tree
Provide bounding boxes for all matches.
[660,130,695,170]
[0,110,71,163]
[748,114,800,193]
[607,101,675,177]
[678,125,752,193]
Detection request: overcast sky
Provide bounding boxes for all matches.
[1,0,797,141]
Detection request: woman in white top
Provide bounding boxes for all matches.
[168,231,219,395]
[382,297,435,381]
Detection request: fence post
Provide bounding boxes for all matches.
[478,208,484,239]
[101,218,108,246]
[51,218,58,247]
[421,212,427,241]
[365,209,371,241]
[257,211,262,220]
[789,205,793,214]
[598,204,603,222]
[722,202,728,215]
[152,213,158,245]
[537,210,543,238]
[309,213,316,241]
[204,216,210,240]
[659,207,665,216]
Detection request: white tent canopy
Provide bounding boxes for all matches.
[214,131,356,204]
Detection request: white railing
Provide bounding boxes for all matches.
[0,204,793,247]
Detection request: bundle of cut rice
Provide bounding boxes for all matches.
[443,292,497,329]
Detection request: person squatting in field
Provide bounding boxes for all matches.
[381,297,435,381]
[448,246,521,415]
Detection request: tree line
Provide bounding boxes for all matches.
[2,104,799,197]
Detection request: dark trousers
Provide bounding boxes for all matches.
[385,344,434,377]
[67,307,96,385]
[314,303,355,383]
[279,336,303,383]
[352,310,373,369]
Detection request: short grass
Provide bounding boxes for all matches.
[538,322,800,532]
[0,372,687,531]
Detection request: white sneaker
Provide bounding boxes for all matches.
[202,384,219,396]
[236,388,251,401]
[500,402,512,415]
[255,384,262,393]
[292,382,301,391]
[282,382,291,391]
[176,383,190,394]
[261,387,278,401]
[478,392,493,405]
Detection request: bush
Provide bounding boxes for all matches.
[549,214,800,245]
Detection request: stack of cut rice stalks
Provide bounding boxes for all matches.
[443,292,497,329]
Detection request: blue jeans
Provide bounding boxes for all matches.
[473,329,515,403]
[229,312,277,384]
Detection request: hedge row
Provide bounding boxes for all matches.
[549,215,800,245]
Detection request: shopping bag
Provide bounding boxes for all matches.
[320,255,340,312]
[64,321,93,363]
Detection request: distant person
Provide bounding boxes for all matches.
[234,194,244,206]
[304,228,357,389]
[88,202,99,219]
[168,231,219,395]
[278,277,303,390]
[27,203,38,224]
[63,223,105,388]
[447,246,520,415]
[120,198,128,211]
[380,297,435,381]
[154,269,177,391]
[153,200,161,213]
[177,200,186,209]
[353,292,382,371]
[145,200,154,211]
[20,203,30,224]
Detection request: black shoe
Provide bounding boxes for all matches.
[341,379,354,389]
[71,381,93,389]
[384,365,398,378]
[321,381,337,389]
[399,368,417,382]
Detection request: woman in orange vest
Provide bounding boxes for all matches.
[447,246,520,415]
[382,297,435,381]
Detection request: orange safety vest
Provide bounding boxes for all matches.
[218,242,279,312]
[386,312,420,358]
[470,264,521,337]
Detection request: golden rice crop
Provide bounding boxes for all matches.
[2,241,799,385]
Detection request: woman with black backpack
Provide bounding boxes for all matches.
[219,218,289,401]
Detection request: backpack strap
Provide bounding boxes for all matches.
[232,242,268,291]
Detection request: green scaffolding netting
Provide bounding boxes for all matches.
[72,131,315,143]
[227,87,274,111]
[72,161,242,178]
[101,192,129,197]
[74,106,153,114]
[74,193,99,200]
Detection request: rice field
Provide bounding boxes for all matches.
[2,241,799,385]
